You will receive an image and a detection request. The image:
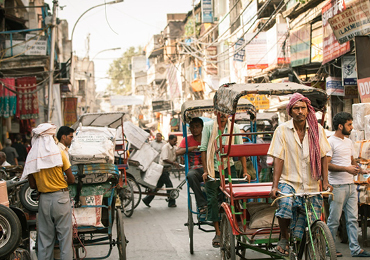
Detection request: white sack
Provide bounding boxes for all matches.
[350,129,364,143]
[123,121,150,149]
[352,103,370,130]
[129,143,158,171]
[143,162,163,187]
[69,126,116,165]
[365,115,370,140]
[73,195,104,227]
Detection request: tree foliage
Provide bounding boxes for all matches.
[107,46,142,95]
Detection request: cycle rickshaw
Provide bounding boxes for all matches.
[180,98,257,254]
[67,112,132,259]
[183,83,337,259]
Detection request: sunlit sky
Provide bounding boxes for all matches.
[45,0,195,92]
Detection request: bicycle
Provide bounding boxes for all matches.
[272,190,337,260]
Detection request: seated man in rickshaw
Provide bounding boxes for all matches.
[268,93,331,256]
[200,112,251,248]
[176,117,207,214]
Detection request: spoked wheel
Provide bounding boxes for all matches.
[187,197,194,254]
[0,205,22,258]
[305,220,337,260]
[119,180,134,218]
[116,210,127,260]
[127,177,142,209]
[220,214,236,260]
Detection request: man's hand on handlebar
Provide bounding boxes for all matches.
[243,172,251,183]
[202,172,209,182]
[269,187,280,199]
[323,182,333,193]
[173,162,181,169]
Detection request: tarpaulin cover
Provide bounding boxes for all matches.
[0,78,16,118]
[16,76,39,119]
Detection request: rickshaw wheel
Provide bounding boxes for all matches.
[119,180,134,218]
[220,214,236,260]
[305,221,337,260]
[187,198,194,254]
[116,210,126,260]
[127,177,141,209]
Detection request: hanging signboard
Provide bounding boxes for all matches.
[326,77,345,96]
[328,0,370,44]
[243,94,270,110]
[201,0,213,23]
[152,100,172,112]
[25,34,47,55]
[234,38,245,62]
[342,55,357,86]
[290,24,311,67]
[322,0,350,64]
[245,32,268,69]
[355,36,370,102]
[205,46,218,75]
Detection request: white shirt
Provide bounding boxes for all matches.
[327,135,355,185]
[159,143,177,166]
[2,161,11,166]
[268,119,331,193]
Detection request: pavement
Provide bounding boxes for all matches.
[65,176,370,259]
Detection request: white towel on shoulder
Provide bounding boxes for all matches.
[21,123,63,180]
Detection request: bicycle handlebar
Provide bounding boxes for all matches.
[271,190,333,206]
[207,175,250,182]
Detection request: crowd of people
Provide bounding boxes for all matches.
[2,92,370,258]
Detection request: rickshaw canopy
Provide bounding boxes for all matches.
[213,83,328,115]
[181,99,256,124]
[71,112,126,130]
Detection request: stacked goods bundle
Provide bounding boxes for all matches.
[123,122,163,187]
[69,126,117,165]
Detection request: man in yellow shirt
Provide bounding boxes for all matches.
[22,123,75,260]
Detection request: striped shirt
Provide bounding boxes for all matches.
[267,119,331,193]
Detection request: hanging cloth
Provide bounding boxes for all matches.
[16,76,39,119]
[0,78,17,118]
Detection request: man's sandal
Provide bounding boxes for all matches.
[212,235,220,248]
[275,238,289,256]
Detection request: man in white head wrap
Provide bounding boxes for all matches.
[22,123,75,260]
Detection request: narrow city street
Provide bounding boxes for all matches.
[84,176,370,260]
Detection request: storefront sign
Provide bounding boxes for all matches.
[322,0,350,64]
[326,77,344,96]
[355,36,370,102]
[234,38,245,62]
[201,0,213,23]
[152,100,172,112]
[328,0,370,44]
[25,34,47,55]
[344,85,359,99]
[267,23,290,67]
[245,32,268,69]
[290,24,311,67]
[243,94,270,110]
[342,55,357,86]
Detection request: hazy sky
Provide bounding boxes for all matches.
[45,0,194,92]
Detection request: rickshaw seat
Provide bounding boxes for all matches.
[223,143,270,157]
[225,183,272,199]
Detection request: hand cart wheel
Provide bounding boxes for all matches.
[187,197,194,254]
[119,179,134,218]
[220,214,236,260]
[116,210,127,260]
[0,205,22,258]
[127,177,141,209]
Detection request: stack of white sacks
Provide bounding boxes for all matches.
[351,103,370,181]
[123,122,163,187]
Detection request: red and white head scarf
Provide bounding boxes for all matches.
[286,93,321,180]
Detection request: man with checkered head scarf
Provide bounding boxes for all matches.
[267,93,332,256]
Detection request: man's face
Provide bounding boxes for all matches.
[169,137,177,147]
[290,101,308,123]
[341,120,353,136]
[156,134,162,142]
[63,133,74,147]
[189,122,203,137]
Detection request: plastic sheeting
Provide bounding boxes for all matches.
[353,103,370,130]
[69,126,116,165]
[123,121,149,149]
[365,115,370,140]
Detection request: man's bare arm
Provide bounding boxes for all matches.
[328,156,359,175]
[28,174,37,189]
[269,158,284,198]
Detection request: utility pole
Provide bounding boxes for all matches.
[47,0,58,122]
